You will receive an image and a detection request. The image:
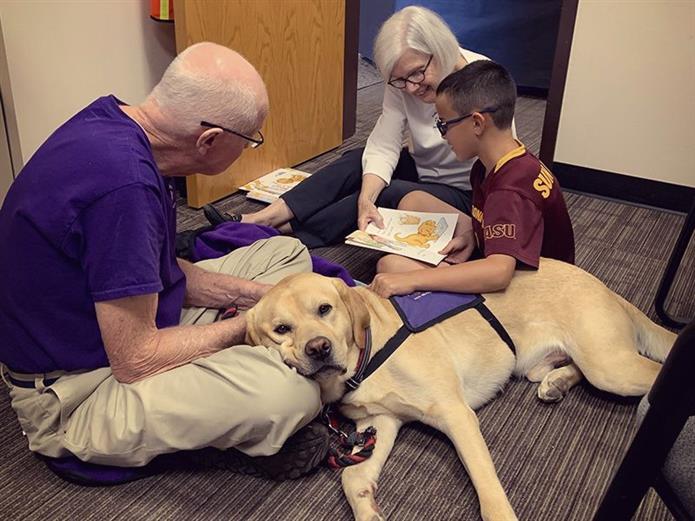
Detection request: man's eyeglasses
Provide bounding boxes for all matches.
[434,107,498,137]
[200,121,264,149]
[388,54,433,89]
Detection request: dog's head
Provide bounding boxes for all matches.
[246,273,370,387]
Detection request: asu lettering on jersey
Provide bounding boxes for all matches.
[469,141,576,267]
[533,163,555,199]
[484,223,516,240]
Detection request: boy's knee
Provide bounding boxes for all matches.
[376,254,403,273]
[397,190,430,211]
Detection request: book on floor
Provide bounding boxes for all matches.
[238,167,312,203]
[345,208,459,265]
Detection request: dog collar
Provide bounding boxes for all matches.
[344,327,372,391]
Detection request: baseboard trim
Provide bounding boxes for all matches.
[517,86,548,98]
[553,162,694,213]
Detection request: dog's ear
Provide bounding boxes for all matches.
[332,278,370,350]
[245,306,260,346]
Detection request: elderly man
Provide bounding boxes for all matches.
[0,42,326,480]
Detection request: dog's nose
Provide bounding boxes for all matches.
[305,336,332,360]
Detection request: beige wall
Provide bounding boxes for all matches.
[0,0,176,168]
[555,0,695,188]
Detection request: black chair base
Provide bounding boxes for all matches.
[593,321,695,520]
[655,473,694,521]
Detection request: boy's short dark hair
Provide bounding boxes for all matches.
[436,60,516,129]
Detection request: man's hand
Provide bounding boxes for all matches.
[178,258,271,310]
[439,230,476,264]
[357,198,384,231]
[230,279,271,310]
[369,272,417,299]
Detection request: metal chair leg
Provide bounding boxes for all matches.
[654,199,695,329]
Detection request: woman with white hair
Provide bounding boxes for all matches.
[212,6,496,248]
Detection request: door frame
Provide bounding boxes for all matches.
[0,13,23,196]
[539,0,579,168]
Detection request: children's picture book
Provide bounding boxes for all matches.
[345,208,459,265]
[239,168,311,203]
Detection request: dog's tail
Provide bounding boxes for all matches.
[615,294,677,362]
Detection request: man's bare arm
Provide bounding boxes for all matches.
[95,292,246,384]
[177,258,270,310]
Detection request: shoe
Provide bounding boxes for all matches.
[188,421,330,480]
[203,204,242,226]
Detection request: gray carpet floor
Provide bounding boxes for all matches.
[1,59,693,520]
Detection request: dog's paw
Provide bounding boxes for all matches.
[355,509,385,521]
[537,375,569,403]
[359,514,385,521]
[349,484,386,521]
[537,364,583,403]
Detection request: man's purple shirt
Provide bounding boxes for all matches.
[0,96,185,373]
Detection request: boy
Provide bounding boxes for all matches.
[370,60,574,298]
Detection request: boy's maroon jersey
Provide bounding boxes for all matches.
[470,144,575,268]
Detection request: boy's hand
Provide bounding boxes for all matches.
[369,272,416,298]
[357,198,384,230]
[439,230,475,264]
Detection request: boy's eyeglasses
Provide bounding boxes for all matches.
[388,54,433,89]
[200,121,264,149]
[434,107,498,137]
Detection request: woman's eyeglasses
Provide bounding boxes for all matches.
[388,54,433,89]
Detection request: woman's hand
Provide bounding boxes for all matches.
[369,272,416,298]
[357,198,384,231]
[357,174,387,230]
[439,230,476,264]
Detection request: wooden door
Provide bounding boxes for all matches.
[174,0,346,208]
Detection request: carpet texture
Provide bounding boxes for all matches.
[1,61,692,521]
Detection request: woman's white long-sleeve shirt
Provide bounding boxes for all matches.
[362,48,502,192]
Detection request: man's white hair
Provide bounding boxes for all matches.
[148,43,265,137]
[373,6,460,83]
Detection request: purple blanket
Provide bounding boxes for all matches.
[188,222,354,286]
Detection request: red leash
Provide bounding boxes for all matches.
[321,406,377,469]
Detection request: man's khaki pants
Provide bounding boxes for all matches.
[6,237,321,467]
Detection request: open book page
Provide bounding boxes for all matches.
[345,208,458,265]
[239,168,311,203]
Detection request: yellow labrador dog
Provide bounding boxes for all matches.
[246,258,675,521]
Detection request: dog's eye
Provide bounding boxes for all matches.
[318,304,332,316]
[274,324,292,334]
